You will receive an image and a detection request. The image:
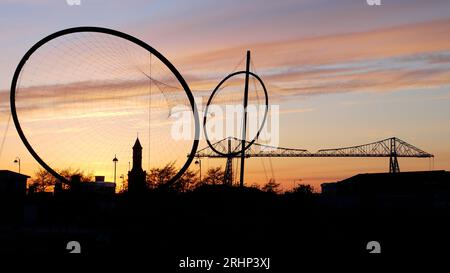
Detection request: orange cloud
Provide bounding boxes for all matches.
[176,19,450,98]
[179,19,450,69]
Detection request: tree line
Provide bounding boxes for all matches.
[30,163,315,195]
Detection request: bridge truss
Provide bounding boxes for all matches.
[194,137,434,185]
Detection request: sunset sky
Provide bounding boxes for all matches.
[1,0,450,191]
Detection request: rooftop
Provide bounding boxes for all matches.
[0,170,30,179]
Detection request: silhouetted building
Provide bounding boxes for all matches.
[128,137,147,194]
[55,175,116,195]
[79,176,116,195]
[0,170,29,197]
[321,170,450,208]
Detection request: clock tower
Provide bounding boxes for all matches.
[128,137,147,194]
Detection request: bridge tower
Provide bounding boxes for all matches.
[195,136,433,178]
[389,137,400,173]
[223,138,233,185]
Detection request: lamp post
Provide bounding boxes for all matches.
[13,157,21,174]
[195,158,202,183]
[113,155,118,184]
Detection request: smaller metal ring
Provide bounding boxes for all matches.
[203,71,269,157]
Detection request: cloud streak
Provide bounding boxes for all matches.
[176,19,450,99]
[1,19,449,123]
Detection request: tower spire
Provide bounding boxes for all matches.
[132,137,143,171]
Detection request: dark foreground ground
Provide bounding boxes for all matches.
[1,185,449,270]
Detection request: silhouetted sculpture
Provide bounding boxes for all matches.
[128,137,147,194]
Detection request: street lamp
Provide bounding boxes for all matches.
[13,157,21,174]
[113,154,118,184]
[195,158,202,183]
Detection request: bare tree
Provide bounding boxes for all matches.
[146,163,199,192]
[146,163,177,189]
[60,168,93,182]
[203,167,224,185]
[31,168,93,192]
[177,169,198,192]
[292,184,315,195]
[262,178,281,194]
[30,168,57,192]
